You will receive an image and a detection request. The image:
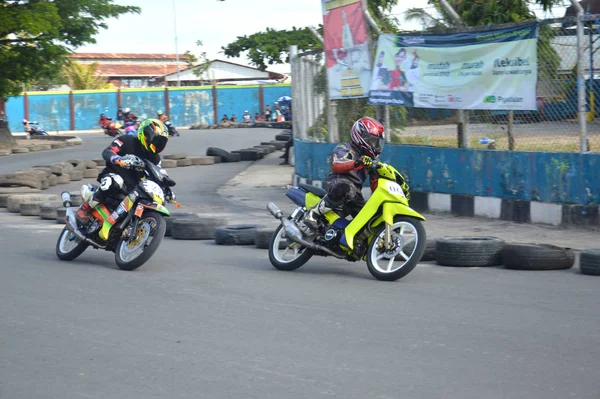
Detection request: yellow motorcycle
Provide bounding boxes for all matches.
[267,160,426,281]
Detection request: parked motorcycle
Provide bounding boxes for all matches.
[56,154,179,271]
[266,160,426,281]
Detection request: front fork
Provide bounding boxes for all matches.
[384,223,393,251]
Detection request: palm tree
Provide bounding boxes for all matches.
[63,61,110,90]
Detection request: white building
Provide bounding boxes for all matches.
[164,59,286,86]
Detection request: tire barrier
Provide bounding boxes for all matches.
[20,201,45,216]
[84,160,97,169]
[0,149,10,156]
[502,243,575,271]
[56,175,71,184]
[401,237,437,262]
[93,158,107,167]
[164,153,187,160]
[206,147,241,163]
[84,168,98,178]
[254,227,277,249]
[39,201,65,220]
[165,212,200,237]
[6,194,60,213]
[12,147,29,154]
[48,174,58,186]
[68,170,84,181]
[189,156,215,166]
[0,175,44,190]
[0,188,41,207]
[50,143,67,149]
[436,237,505,267]
[56,207,67,224]
[232,149,261,161]
[214,224,265,246]
[211,156,222,163]
[580,249,600,276]
[176,158,192,167]
[67,159,87,172]
[171,216,228,240]
[275,133,291,142]
[161,159,178,168]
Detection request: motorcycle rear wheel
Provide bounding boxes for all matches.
[115,210,166,271]
[56,226,88,261]
[268,224,313,271]
[366,216,426,281]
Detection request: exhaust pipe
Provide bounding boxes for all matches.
[266,202,346,259]
[61,191,105,249]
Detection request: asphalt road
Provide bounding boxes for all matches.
[1,130,599,399]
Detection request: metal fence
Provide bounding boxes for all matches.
[292,15,600,153]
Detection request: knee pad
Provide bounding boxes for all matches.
[99,173,124,192]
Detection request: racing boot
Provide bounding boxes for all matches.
[304,195,335,230]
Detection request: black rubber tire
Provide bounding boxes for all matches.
[214,224,264,245]
[115,210,166,271]
[403,237,437,262]
[436,237,505,267]
[206,147,240,163]
[367,216,426,281]
[56,227,88,261]
[163,153,187,160]
[580,249,600,275]
[275,133,292,141]
[165,212,199,237]
[268,224,314,271]
[255,227,277,249]
[232,149,260,161]
[502,243,575,270]
[171,216,226,240]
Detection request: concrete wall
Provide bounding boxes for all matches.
[293,140,600,226]
[4,84,291,132]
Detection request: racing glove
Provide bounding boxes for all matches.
[354,155,373,170]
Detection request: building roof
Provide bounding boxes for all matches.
[71,53,182,60]
[94,63,183,77]
[164,59,286,81]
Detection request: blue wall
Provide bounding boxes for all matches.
[28,94,70,132]
[5,96,24,132]
[169,87,214,126]
[74,91,118,130]
[3,85,291,132]
[294,140,600,205]
[216,86,261,121]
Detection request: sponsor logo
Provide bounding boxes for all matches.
[493,57,530,68]
[483,95,496,103]
[498,96,523,104]
[115,139,123,146]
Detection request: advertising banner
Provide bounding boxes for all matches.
[322,0,372,99]
[367,23,539,110]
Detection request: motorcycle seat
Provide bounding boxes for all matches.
[299,183,326,198]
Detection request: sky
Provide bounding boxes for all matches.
[77,0,568,73]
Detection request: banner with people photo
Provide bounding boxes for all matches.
[322,0,372,100]
[367,23,538,110]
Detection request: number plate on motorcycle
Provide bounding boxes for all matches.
[386,181,405,197]
[135,204,144,217]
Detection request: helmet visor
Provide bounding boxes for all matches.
[150,135,168,153]
[366,135,384,155]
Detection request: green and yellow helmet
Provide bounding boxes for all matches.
[137,118,168,153]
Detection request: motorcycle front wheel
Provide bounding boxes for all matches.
[56,226,88,261]
[268,224,313,271]
[366,216,426,281]
[115,210,166,271]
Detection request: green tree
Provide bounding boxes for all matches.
[0,0,139,143]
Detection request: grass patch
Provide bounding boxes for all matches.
[392,132,600,152]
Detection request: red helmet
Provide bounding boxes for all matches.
[350,117,385,158]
